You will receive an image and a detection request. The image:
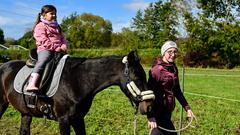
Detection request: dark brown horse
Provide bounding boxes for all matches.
[0,51,154,135]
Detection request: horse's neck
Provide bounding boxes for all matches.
[70,57,123,93]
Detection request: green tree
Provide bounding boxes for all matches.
[182,12,216,67]
[131,0,179,48]
[111,27,143,51]
[18,31,35,49]
[61,13,83,49]
[111,32,124,48]
[182,0,240,68]
[0,28,5,44]
[4,38,17,45]
[197,0,240,22]
[61,13,112,49]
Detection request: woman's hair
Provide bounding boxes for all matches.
[32,5,57,30]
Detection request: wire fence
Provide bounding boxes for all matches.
[178,68,240,134]
[185,92,240,103]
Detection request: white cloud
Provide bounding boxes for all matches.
[0,16,12,25]
[124,0,150,12]
[0,1,37,27]
[0,15,32,26]
[113,21,131,32]
[14,1,39,15]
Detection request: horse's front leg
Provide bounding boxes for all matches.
[20,114,32,135]
[71,117,86,135]
[59,116,71,135]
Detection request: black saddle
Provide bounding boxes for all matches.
[26,48,64,93]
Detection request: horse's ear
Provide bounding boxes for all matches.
[127,50,140,65]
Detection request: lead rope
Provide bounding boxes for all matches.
[134,107,138,135]
[148,115,198,135]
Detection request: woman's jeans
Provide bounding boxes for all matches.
[150,112,178,135]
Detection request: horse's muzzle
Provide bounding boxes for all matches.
[138,99,154,115]
[125,81,155,114]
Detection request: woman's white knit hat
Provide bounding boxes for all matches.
[161,41,178,55]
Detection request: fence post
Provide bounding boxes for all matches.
[179,64,185,135]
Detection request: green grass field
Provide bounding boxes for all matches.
[0,68,239,135]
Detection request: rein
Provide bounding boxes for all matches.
[134,107,138,135]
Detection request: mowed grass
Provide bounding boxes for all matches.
[0,68,239,135]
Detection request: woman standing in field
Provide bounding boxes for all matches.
[26,5,67,92]
[147,41,194,135]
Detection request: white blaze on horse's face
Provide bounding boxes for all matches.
[122,56,128,64]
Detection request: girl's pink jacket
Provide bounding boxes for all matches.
[34,22,67,53]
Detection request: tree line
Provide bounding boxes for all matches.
[0,0,240,68]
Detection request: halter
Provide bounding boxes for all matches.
[122,56,155,103]
[122,56,155,135]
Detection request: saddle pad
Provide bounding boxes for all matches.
[14,55,69,97]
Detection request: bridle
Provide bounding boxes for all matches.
[122,56,155,104]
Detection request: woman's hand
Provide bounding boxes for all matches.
[186,109,195,119]
[148,117,157,129]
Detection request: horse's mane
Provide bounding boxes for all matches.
[67,55,122,69]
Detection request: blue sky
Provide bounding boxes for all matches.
[0,0,158,40]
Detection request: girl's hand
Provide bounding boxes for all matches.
[61,44,67,52]
[55,46,61,52]
[148,117,157,129]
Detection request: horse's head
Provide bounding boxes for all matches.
[120,51,155,115]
